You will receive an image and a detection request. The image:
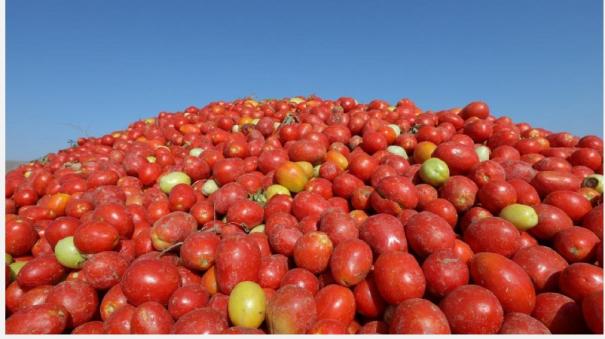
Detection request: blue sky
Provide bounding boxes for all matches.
[7,0,603,161]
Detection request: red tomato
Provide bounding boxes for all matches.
[374,251,425,304]
[440,284,503,334]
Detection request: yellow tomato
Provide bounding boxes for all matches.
[325,150,348,170]
[265,184,291,200]
[250,224,265,233]
[295,161,314,178]
[228,281,266,328]
[276,162,309,193]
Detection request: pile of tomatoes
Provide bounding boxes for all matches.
[4,96,604,334]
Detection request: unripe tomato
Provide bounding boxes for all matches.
[228,281,266,328]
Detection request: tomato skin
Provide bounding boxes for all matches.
[422,249,469,297]
[544,190,592,222]
[332,173,364,199]
[582,290,604,334]
[208,182,248,215]
[288,140,326,165]
[293,231,333,274]
[15,285,53,313]
[359,213,407,255]
[171,307,227,334]
[46,280,99,328]
[529,203,573,240]
[553,226,600,263]
[17,255,66,288]
[477,180,517,213]
[532,292,587,334]
[329,239,373,287]
[470,252,536,314]
[71,321,105,334]
[498,312,551,334]
[258,254,289,289]
[512,245,568,292]
[215,235,261,295]
[315,284,356,324]
[81,251,129,290]
[405,211,456,257]
[6,303,70,334]
[307,319,348,334]
[439,175,478,212]
[362,131,388,154]
[460,101,490,119]
[530,171,582,197]
[131,301,174,334]
[570,148,602,170]
[120,258,181,306]
[439,284,504,334]
[291,191,330,221]
[304,178,333,200]
[100,284,128,321]
[168,285,210,320]
[433,141,479,175]
[508,178,541,205]
[533,156,572,172]
[390,298,450,334]
[150,211,197,250]
[268,223,303,257]
[353,274,385,318]
[266,285,317,334]
[226,199,264,228]
[559,263,603,302]
[583,205,603,240]
[6,217,38,257]
[370,175,418,215]
[415,184,439,209]
[280,268,320,295]
[463,217,521,257]
[374,251,425,304]
[422,198,458,227]
[318,210,358,246]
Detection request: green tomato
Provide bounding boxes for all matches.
[419,158,450,186]
[189,148,203,157]
[159,171,192,194]
[388,124,401,137]
[500,204,539,231]
[9,261,27,281]
[474,145,491,162]
[582,174,604,194]
[228,281,266,328]
[387,145,408,159]
[202,179,219,196]
[250,224,265,233]
[55,236,87,269]
[6,253,13,265]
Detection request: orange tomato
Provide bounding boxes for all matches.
[276,162,309,193]
[179,124,201,135]
[326,150,349,171]
[46,193,71,218]
[413,141,437,164]
[201,266,218,295]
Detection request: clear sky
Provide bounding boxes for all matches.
[6,0,603,161]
